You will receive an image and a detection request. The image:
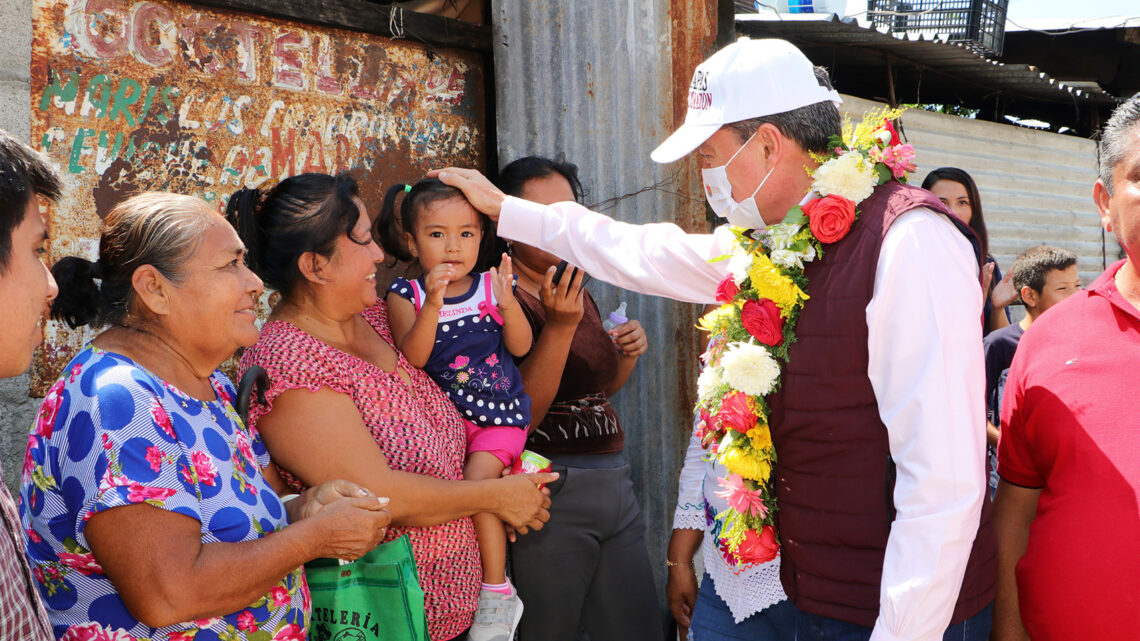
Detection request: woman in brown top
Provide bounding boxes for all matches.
[498,157,662,641]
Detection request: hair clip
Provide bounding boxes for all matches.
[404,184,412,193]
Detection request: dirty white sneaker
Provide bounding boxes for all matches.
[466,587,523,641]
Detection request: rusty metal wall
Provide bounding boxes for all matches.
[29,0,488,393]
[491,0,718,617]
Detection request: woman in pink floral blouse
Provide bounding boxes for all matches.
[229,174,557,641]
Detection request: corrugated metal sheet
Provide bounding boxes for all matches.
[842,95,1117,296]
[29,0,487,393]
[491,0,714,612]
[737,13,1119,105]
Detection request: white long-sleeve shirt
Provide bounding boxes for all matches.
[498,195,987,641]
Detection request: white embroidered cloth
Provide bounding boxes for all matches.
[673,422,787,623]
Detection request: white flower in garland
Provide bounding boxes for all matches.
[770,245,817,270]
[812,151,877,203]
[697,365,725,404]
[720,341,780,397]
[727,252,752,286]
[763,223,802,251]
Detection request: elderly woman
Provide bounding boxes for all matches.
[19,192,389,641]
[229,173,556,641]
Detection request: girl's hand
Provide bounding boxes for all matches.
[423,263,456,310]
[610,319,647,358]
[491,253,518,312]
[540,263,585,329]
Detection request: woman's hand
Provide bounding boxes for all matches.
[610,319,647,358]
[430,168,507,221]
[666,564,698,637]
[492,472,559,533]
[539,263,585,330]
[301,495,391,561]
[666,528,703,639]
[491,253,519,313]
[287,479,376,522]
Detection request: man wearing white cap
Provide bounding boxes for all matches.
[437,38,994,641]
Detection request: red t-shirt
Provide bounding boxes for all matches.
[997,260,1140,641]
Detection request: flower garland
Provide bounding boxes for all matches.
[696,107,916,566]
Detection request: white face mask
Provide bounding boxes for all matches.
[701,133,775,229]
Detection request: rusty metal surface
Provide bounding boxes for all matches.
[491,0,717,611]
[29,0,486,394]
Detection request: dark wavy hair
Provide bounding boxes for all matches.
[922,167,989,258]
[496,156,585,202]
[225,173,366,297]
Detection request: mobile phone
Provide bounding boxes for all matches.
[552,260,573,286]
[552,260,591,288]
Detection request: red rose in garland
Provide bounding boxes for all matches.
[740,299,784,346]
[803,195,856,244]
[736,525,779,564]
[715,275,740,303]
[717,391,757,434]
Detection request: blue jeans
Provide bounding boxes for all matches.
[690,573,796,641]
[793,601,993,641]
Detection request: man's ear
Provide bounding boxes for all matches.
[131,264,171,317]
[296,251,330,285]
[755,123,784,164]
[1020,284,1040,310]
[1094,179,1113,233]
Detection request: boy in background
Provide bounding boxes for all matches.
[983,245,1080,488]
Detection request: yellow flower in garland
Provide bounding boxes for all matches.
[720,445,773,483]
[699,303,738,335]
[748,253,808,314]
[747,423,774,452]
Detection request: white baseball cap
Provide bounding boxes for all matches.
[650,38,843,163]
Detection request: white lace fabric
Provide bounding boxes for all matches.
[672,423,788,623]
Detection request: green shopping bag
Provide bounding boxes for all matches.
[305,535,430,641]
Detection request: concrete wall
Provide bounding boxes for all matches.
[0,0,34,495]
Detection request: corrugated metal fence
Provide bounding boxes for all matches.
[491,0,711,620]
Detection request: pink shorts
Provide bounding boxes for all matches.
[464,419,528,467]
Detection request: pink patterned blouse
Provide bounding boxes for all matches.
[240,302,478,641]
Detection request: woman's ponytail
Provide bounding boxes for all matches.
[50,257,106,329]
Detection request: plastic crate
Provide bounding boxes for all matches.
[867,0,1009,57]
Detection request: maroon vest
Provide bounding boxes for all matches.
[766,181,996,626]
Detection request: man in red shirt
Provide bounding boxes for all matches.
[993,93,1140,641]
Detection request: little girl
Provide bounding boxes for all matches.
[377,178,533,640]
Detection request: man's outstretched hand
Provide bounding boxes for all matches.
[429,167,508,221]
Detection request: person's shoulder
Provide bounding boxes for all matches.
[1013,291,1094,365]
[242,319,328,373]
[984,322,1023,351]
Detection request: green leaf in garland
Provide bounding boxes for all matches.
[874,163,892,185]
[709,253,733,263]
[782,206,807,225]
